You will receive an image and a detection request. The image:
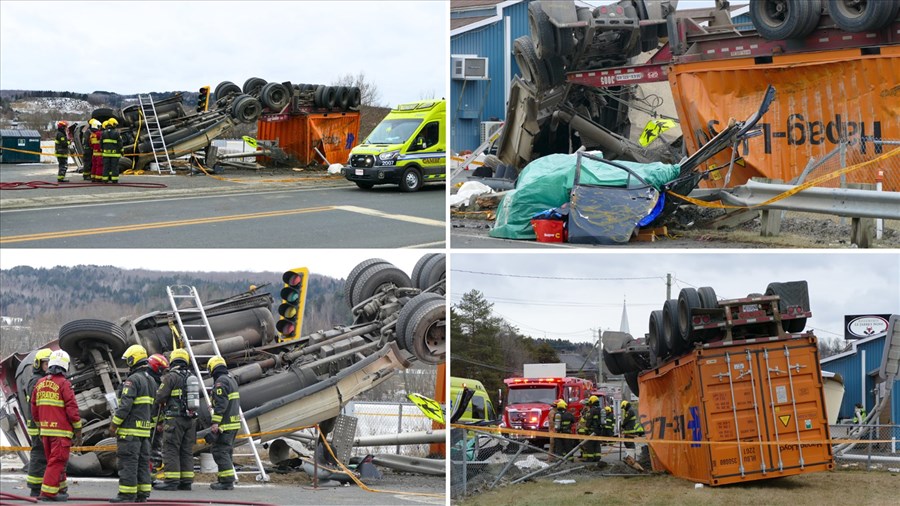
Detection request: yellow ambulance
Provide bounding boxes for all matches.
[344,99,446,192]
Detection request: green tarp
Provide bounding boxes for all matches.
[490,152,680,240]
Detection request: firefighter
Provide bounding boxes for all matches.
[147,354,169,475]
[81,120,100,181]
[583,395,604,462]
[54,121,70,182]
[853,402,867,424]
[31,350,82,502]
[101,118,122,184]
[90,120,104,183]
[109,345,155,503]
[23,349,52,497]
[552,399,575,460]
[153,349,198,491]
[602,405,615,441]
[208,356,240,490]
[620,400,645,471]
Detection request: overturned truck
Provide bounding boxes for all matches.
[0,255,445,476]
[602,280,834,485]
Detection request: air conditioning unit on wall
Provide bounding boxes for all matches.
[480,121,503,144]
[451,55,489,80]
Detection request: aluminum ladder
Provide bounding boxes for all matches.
[138,94,174,174]
[165,285,270,483]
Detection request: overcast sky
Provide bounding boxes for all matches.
[0,1,447,107]
[0,249,426,280]
[450,252,900,345]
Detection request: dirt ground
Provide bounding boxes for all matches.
[458,469,900,506]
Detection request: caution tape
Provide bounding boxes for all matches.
[451,423,898,446]
[668,146,900,209]
[0,423,318,453]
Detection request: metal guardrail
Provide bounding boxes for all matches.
[717,180,900,220]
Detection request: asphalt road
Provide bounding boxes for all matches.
[0,467,445,505]
[0,164,446,248]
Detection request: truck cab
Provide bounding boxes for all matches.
[500,376,594,438]
[344,99,446,192]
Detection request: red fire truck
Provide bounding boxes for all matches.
[500,375,595,443]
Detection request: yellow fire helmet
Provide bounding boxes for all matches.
[33,348,53,369]
[89,119,102,129]
[170,348,190,365]
[107,117,119,127]
[122,344,148,367]
[101,120,110,129]
[588,395,600,405]
[620,400,630,410]
[556,399,567,410]
[207,356,227,373]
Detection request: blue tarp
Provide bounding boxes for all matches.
[490,152,680,240]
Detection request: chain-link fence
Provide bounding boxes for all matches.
[831,424,900,471]
[346,401,442,458]
[450,428,648,500]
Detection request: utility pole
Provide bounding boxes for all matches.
[666,273,672,300]
[597,328,604,386]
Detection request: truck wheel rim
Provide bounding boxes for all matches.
[406,171,419,188]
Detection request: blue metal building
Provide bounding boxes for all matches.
[450,0,532,153]
[820,321,900,424]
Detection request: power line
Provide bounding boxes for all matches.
[451,269,664,282]
[450,355,520,375]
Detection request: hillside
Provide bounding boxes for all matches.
[0,265,350,359]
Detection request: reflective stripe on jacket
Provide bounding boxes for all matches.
[55,130,69,154]
[30,373,82,438]
[101,128,122,157]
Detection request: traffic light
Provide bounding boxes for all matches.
[276,267,309,342]
[197,86,210,113]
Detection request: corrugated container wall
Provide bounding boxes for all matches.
[639,334,833,486]
[670,46,900,191]
[450,1,530,152]
[820,335,900,423]
[0,129,42,163]
[256,112,360,166]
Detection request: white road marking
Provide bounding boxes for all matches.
[334,206,445,228]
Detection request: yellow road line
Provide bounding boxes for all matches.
[334,205,445,227]
[0,206,336,244]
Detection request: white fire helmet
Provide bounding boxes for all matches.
[48,350,71,372]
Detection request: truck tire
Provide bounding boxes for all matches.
[351,263,413,309]
[58,319,128,358]
[513,36,549,91]
[765,281,809,333]
[344,258,390,309]
[528,1,557,58]
[323,86,338,110]
[411,254,440,289]
[260,82,289,110]
[697,286,718,309]
[678,288,702,344]
[314,85,326,107]
[214,81,241,102]
[750,0,817,39]
[624,371,640,397]
[336,86,351,110]
[395,292,443,351]
[230,95,262,124]
[647,309,669,359]
[349,87,362,108]
[242,77,267,95]
[399,166,423,192]
[399,294,446,365]
[828,0,895,32]
[662,299,682,355]
[418,254,446,292]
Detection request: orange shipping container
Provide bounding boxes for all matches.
[670,45,900,191]
[638,333,833,486]
[256,111,361,166]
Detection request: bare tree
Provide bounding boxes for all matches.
[332,72,385,107]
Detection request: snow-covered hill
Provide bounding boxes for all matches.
[11,97,94,115]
